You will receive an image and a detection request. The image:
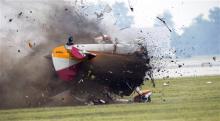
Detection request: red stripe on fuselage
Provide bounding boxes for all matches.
[57,65,78,82]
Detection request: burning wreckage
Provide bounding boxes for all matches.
[49,36,154,105]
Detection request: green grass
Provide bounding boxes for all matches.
[0,76,220,121]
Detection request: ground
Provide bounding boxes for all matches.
[0,76,220,121]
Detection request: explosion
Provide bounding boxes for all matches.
[0,0,156,108]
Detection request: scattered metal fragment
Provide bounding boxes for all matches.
[94,12,104,19]
[156,17,172,32]
[99,99,106,104]
[178,64,182,68]
[163,82,169,86]
[18,12,23,17]
[213,56,216,61]
[28,42,33,48]
[133,90,152,102]
[115,98,130,103]
[78,79,83,83]
[120,26,129,30]
[9,18,13,22]
[201,62,212,67]
[41,93,45,97]
[127,0,134,12]
[103,4,112,13]
[91,75,95,80]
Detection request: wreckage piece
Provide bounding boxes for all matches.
[52,45,81,81]
[52,44,151,96]
[127,0,134,12]
[52,44,141,81]
[156,17,172,32]
[94,34,111,43]
[133,90,152,103]
[74,44,141,54]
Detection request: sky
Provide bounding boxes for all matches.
[71,0,220,57]
[3,0,219,35]
[79,0,220,34]
[1,0,219,57]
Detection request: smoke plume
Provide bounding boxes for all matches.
[0,0,104,108]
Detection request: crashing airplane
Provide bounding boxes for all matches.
[51,41,153,104]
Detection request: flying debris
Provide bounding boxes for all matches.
[94,4,111,21]
[156,17,172,32]
[94,12,104,19]
[28,41,33,48]
[18,12,23,17]
[127,0,134,12]
[94,34,111,43]
[120,26,129,30]
[103,4,112,13]
[178,64,182,68]
[9,18,13,22]
[213,56,216,61]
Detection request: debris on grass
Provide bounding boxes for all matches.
[163,82,169,86]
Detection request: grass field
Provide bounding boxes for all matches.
[0,76,220,121]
